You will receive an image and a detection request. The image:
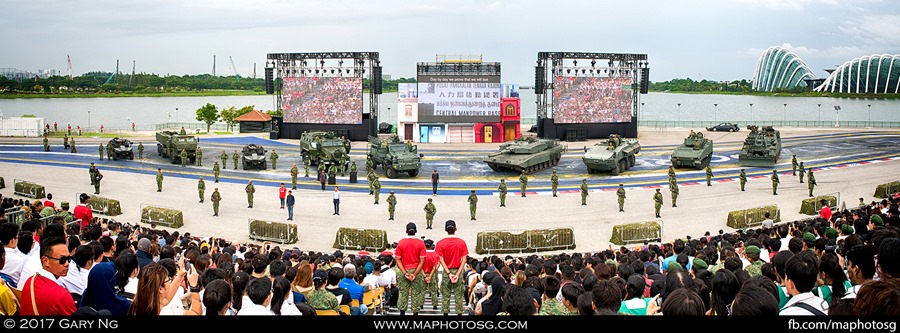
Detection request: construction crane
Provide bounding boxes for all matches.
[66,54,73,79]
[104,60,119,85]
[229,56,240,81]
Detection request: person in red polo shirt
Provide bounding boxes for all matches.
[74,193,93,229]
[20,236,76,315]
[43,193,55,209]
[819,199,833,221]
[436,220,469,315]
[422,239,440,310]
[394,223,425,316]
[278,183,287,209]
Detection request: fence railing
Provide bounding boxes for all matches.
[616,220,664,245]
[638,120,900,129]
[154,122,229,131]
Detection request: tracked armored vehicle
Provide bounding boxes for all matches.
[367,135,423,178]
[483,137,564,173]
[241,144,267,170]
[670,132,713,169]
[738,125,781,167]
[582,134,641,175]
[108,138,134,160]
[156,131,197,164]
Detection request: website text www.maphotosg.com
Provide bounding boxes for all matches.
[373,320,526,330]
[788,319,897,332]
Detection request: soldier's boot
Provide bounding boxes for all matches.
[389,214,394,221]
[427,221,432,229]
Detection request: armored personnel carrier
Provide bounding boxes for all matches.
[670,132,713,169]
[582,134,641,175]
[367,135,423,178]
[299,131,349,168]
[156,131,197,164]
[108,137,134,160]
[738,125,781,167]
[241,144,267,170]
[483,137,564,173]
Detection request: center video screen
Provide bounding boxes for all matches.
[552,77,633,123]
[417,75,501,123]
[282,77,362,124]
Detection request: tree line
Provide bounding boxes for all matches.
[649,78,753,92]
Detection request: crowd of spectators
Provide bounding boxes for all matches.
[282,77,362,125]
[0,188,898,317]
[553,76,633,124]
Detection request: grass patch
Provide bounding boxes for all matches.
[213,131,234,135]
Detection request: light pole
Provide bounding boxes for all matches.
[868,104,871,127]
[87,110,91,132]
[713,103,718,122]
[749,103,753,124]
[175,107,179,123]
[677,103,681,125]
[783,103,787,123]
[817,103,821,124]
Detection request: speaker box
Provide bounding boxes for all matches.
[264,67,274,94]
[373,66,383,95]
[640,68,650,94]
[535,66,544,95]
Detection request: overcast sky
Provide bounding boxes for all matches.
[1,0,897,84]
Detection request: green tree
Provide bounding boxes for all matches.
[196,103,219,133]
[220,105,254,132]
[265,109,283,117]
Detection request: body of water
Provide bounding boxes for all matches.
[0,91,897,131]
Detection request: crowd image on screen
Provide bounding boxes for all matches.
[282,77,362,124]
[553,77,633,123]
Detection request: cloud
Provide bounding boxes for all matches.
[840,14,900,49]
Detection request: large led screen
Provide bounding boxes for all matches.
[282,77,362,124]
[552,77,633,123]
[417,75,501,123]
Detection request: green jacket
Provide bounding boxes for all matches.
[198,179,205,190]
[468,194,478,205]
[424,202,436,216]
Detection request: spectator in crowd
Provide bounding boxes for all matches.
[20,236,76,315]
[237,276,274,316]
[854,279,900,316]
[271,276,301,316]
[780,251,828,315]
[538,275,565,315]
[843,244,876,299]
[475,273,506,316]
[500,285,538,315]
[325,266,351,309]
[307,269,340,313]
[650,288,706,316]
[0,222,25,286]
[618,274,648,315]
[876,238,899,280]
[730,285,779,316]
[203,279,232,316]
[81,261,132,315]
[74,193,93,229]
[339,263,368,315]
[115,251,140,299]
[0,246,19,315]
[292,260,314,298]
[709,269,740,316]
[230,271,251,314]
[58,244,94,296]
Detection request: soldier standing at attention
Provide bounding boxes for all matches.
[63,135,69,149]
[372,176,382,204]
[137,142,144,159]
[580,179,588,206]
[668,166,676,186]
[179,149,187,167]
[366,156,374,173]
[270,149,278,170]
[395,223,426,316]
[498,179,507,207]
[653,189,663,218]
[349,161,358,179]
[670,182,679,208]
[791,155,798,176]
[519,171,528,197]
[70,137,76,153]
[180,127,187,135]
[807,169,817,197]
[798,162,806,183]
[771,170,780,195]
[196,148,202,166]
[89,163,97,186]
[43,135,50,151]
[290,164,299,190]
[232,150,239,170]
[367,170,377,195]
[221,150,228,169]
[98,143,104,160]
[156,168,164,192]
[617,184,626,212]
[106,142,113,160]
[550,169,559,197]
[431,170,440,196]
[436,220,469,315]
[304,158,311,177]
[739,169,747,191]
[467,190,478,221]
[327,163,337,181]
[705,165,713,186]
[424,198,436,229]
[245,180,255,208]
[317,161,326,178]
[211,188,221,216]
[213,161,220,183]
[93,169,103,195]
[387,191,397,220]
[198,177,205,203]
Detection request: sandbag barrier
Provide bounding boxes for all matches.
[609,221,663,246]
[333,228,388,251]
[475,228,575,255]
[726,205,781,229]
[875,181,900,199]
[249,219,298,244]
[799,194,838,216]
[140,205,184,228]
[14,179,45,199]
[84,195,123,216]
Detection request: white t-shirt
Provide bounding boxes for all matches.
[363,274,383,289]
[124,277,139,295]
[17,253,43,289]
[333,191,341,200]
[58,264,91,295]
[1,247,26,285]
[238,302,275,316]
[380,267,397,287]
[279,296,302,316]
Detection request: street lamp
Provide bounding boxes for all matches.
[175,107,179,123]
[87,110,91,132]
[783,103,787,123]
[714,103,718,122]
[677,103,681,124]
[749,103,753,124]
[817,103,821,124]
[868,104,871,126]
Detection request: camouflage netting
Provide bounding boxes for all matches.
[86,196,122,216]
[799,196,837,215]
[333,228,388,251]
[0,177,5,189]
[874,181,900,198]
[141,206,183,228]
[609,222,662,246]
[726,205,781,229]
[14,180,45,199]
[249,220,298,244]
[475,228,575,255]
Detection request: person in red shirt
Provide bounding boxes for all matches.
[422,239,440,310]
[394,223,425,316]
[73,193,93,229]
[279,183,287,209]
[20,236,76,315]
[435,220,469,315]
[43,193,55,209]
[819,199,833,221]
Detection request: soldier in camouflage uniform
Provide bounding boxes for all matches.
[791,155,798,176]
[338,160,345,177]
[538,281,574,315]
[424,198,436,229]
[245,180,255,208]
[706,165,713,186]
[668,166,676,186]
[550,169,559,197]
[156,168,164,192]
[107,142,113,160]
[196,148,202,166]
[519,171,528,197]
[70,138,76,153]
[617,183,626,212]
[89,163,97,186]
[807,169,817,197]
[387,191,397,220]
[43,136,50,152]
[467,190,478,221]
[670,182,679,208]
[367,170,377,195]
[580,179,588,205]
[327,164,337,182]
[798,162,805,183]
[653,188,663,218]
[93,169,103,194]
[422,240,439,310]
[317,162,326,179]
[180,149,187,167]
[269,149,278,170]
[213,161,220,183]
[307,275,341,312]
[211,188,221,216]
[498,179,507,207]
[98,143,104,160]
[771,170,780,195]
[198,177,205,203]
[290,164,299,190]
[56,202,75,223]
[739,169,747,191]
[220,150,228,169]
[232,150,239,170]
[304,158,311,177]
[365,156,374,172]
[349,161,358,179]
[396,223,426,316]
[744,246,764,277]
[372,176,381,204]
[137,142,144,159]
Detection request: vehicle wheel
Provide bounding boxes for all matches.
[262,161,267,170]
[619,160,627,174]
[628,155,635,168]
[386,166,398,179]
[732,128,738,132]
[190,157,196,164]
[157,144,164,157]
[488,163,500,172]
[408,169,419,177]
[129,153,134,160]
[243,161,248,169]
[611,162,620,176]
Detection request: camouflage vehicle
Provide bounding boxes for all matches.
[108,137,134,160]
[156,131,197,164]
[670,132,713,169]
[483,137,564,173]
[738,125,782,167]
[582,134,641,175]
[241,144,267,170]
[299,131,349,168]
[367,135,423,178]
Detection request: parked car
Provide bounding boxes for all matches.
[706,122,740,132]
